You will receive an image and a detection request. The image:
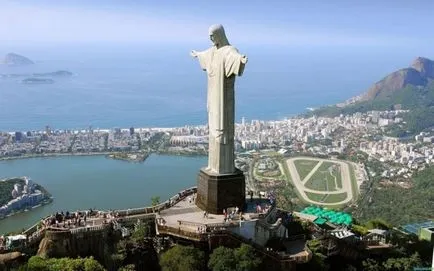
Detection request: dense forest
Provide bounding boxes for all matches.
[356,166,434,225]
[0,178,25,206]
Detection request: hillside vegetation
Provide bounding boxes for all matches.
[311,57,434,136]
[0,178,25,206]
[355,166,434,225]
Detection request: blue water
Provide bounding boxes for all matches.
[0,154,207,234]
[0,43,419,131]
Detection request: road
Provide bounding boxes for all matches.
[286,157,354,206]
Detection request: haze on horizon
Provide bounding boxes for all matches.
[1,0,434,131]
[1,0,433,48]
[2,1,433,76]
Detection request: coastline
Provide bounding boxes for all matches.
[0,152,112,161]
[0,150,208,162]
[1,198,53,222]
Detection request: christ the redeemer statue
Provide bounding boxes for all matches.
[191,24,248,175]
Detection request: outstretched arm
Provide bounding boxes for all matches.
[190,48,211,71]
[190,50,199,58]
[240,55,248,64]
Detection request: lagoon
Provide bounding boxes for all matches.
[0,154,206,234]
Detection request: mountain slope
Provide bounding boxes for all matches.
[358,57,434,102]
[311,57,434,135]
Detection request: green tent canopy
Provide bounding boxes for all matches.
[300,206,353,226]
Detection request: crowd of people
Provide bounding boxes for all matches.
[39,209,102,230]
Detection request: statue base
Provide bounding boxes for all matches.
[196,168,245,214]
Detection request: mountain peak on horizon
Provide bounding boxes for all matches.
[1,53,34,65]
[356,56,433,102]
[411,56,434,78]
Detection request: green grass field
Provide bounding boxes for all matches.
[305,162,341,191]
[305,192,327,202]
[322,192,347,203]
[293,159,319,180]
[305,192,347,204]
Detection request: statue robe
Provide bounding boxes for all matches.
[196,45,246,174]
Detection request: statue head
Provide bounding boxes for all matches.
[208,24,230,48]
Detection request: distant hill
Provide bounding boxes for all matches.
[311,57,434,136]
[358,57,434,102]
[1,53,34,65]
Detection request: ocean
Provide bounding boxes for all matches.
[0,43,410,132]
[0,43,421,233]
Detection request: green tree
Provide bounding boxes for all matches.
[365,219,391,230]
[25,256,105,271]
[119,264,136,271]
[83,257,106,271]
[131,221,150,243]
[208,244,262,271]
[234,244,262,271]
[362,258,382,271]
[362,253,422,271]
[151,196,160,206]
[160,245,205,271]
[26,256,47,271]
[382,252,422,271]
[351,224,369,236]
[208,246,237,271]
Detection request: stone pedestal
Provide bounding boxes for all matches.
[196,168,245,214]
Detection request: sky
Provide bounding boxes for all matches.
[1,0,434,50]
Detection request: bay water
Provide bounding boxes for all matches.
[0,154,207,234]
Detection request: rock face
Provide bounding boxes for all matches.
[359,57,434,101]
[37,228,115,263]
[0,251,25,269]
[2,53,34,65]
[411,57,434,79]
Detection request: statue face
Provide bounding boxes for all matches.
[210,34,218,46]
[208,24,229,48]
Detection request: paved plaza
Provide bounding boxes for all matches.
[158,194,272,233]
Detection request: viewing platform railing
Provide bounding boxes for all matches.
[20,186,199,241]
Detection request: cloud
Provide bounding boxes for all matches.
[0,2,414,47]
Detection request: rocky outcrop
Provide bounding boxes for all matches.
[361,68,427,101]
[358,57,434,102]
[37,227,116,263]
[2,53,34,65]
[0,252,25,270]
[411,57,434,79]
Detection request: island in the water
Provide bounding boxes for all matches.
[0,70,73,79]
[106,152,149,162]
[0,177,52,219]
[33,70,73,77]
[22,78,55,84]
[1,53,34,65]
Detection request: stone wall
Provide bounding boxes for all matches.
[37,226,115,263]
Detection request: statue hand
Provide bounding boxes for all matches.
[241,55,248,64]
[190,50,198,58]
